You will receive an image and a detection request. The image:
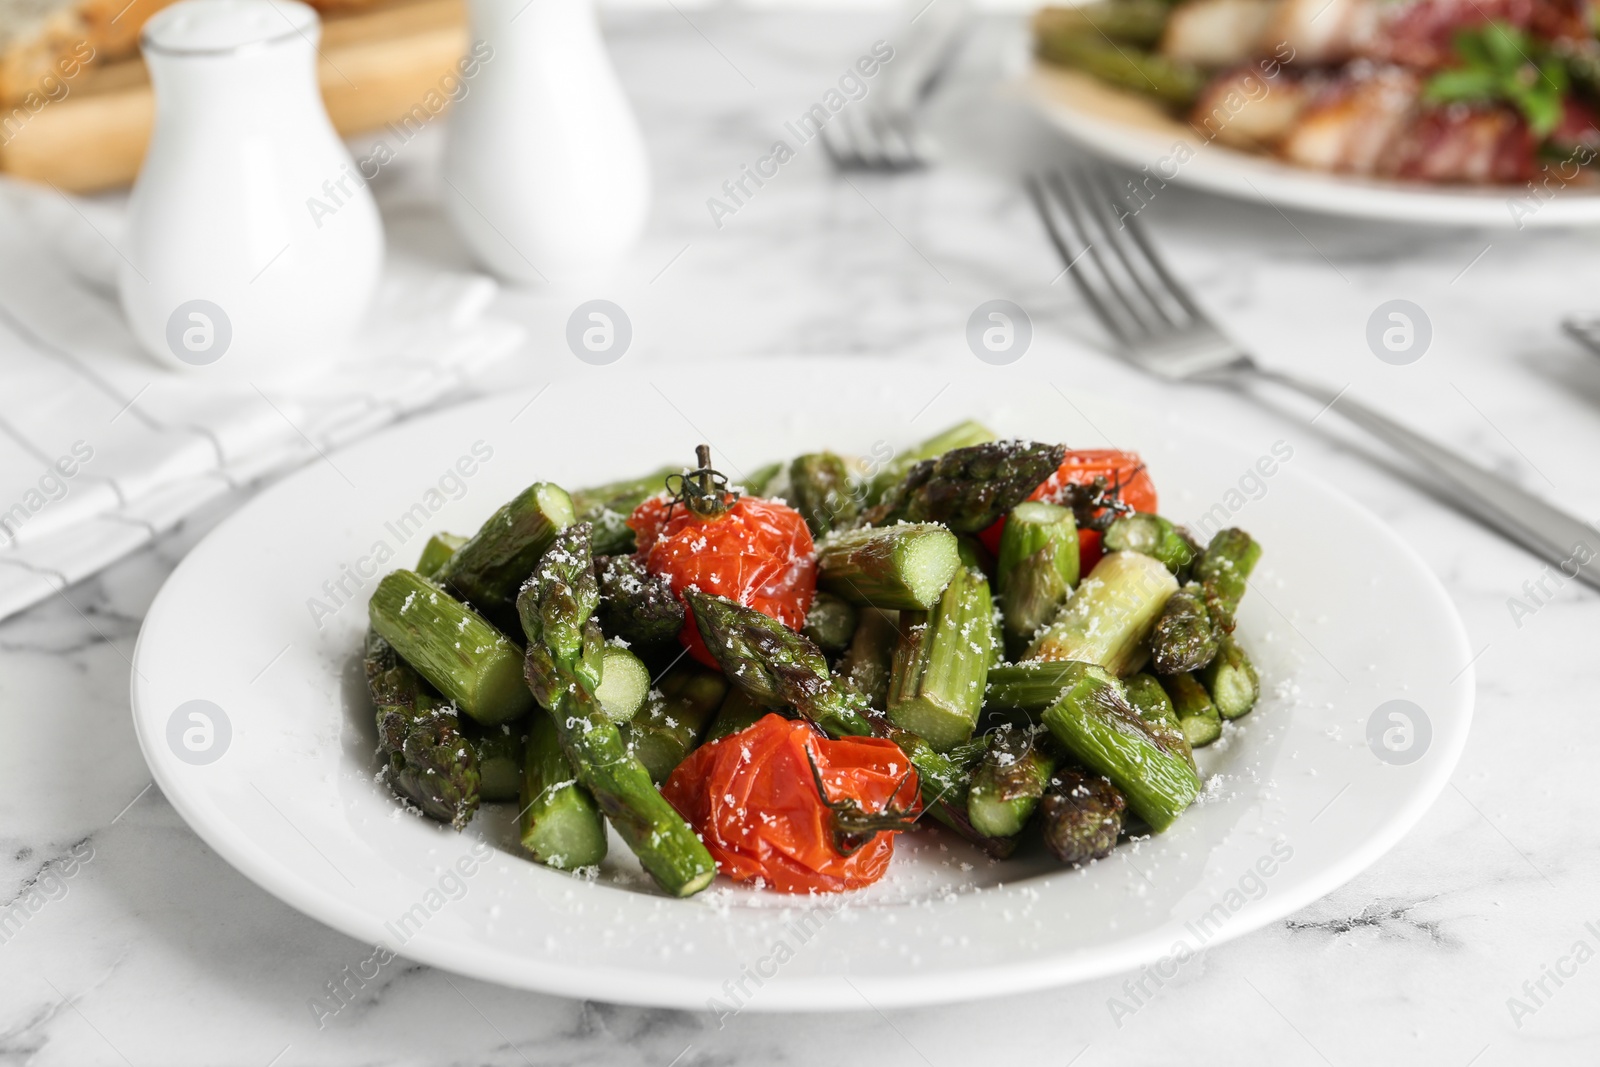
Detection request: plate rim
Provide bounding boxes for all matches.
[129,379,1476,1011]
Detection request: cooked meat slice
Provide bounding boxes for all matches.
[1189,65,1315,148]
[1278,67,1420,173]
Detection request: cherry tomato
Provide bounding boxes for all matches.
[630,494,816,668]
[661,713,920,894]
[978,449,1158,575]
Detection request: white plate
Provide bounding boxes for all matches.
[1023,64,1600,229]
[130,364,1473,1011]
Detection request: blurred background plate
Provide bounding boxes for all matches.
[128,360,1474,1011]
[1024,64,1600,229]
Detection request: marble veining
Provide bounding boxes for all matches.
[2,9,1600,1066]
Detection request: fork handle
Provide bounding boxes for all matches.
[1255,367,1600,591]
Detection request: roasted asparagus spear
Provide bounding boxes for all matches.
[517,523,716,897]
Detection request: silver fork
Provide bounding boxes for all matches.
[1027,167,1600,591]
[820,1,969,172]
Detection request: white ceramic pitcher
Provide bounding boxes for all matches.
[119,0,383,376]
[441,0,649,283]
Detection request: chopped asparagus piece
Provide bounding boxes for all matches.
[686,589,876,739]
[1162,671,1222,748]
[866,420,996,505]
[886,564,996,751]
[518,523,715,897]
[520,709,608,869]
[1025,551,1178,674]
[1149,582,1218,675]
[817,524,960,611]
[1033,1,1171,46]
[997,501,1080,657]
[867,441,1068,533]
[415,532,467,579]
[1103,514,1197,576]
[783,452,860,536]
[365,631,481,828]
[622,664,727,782]
[595,644,651,723]
[967,724,1058,838]
[1202,633,1260,719]
[1034,27,1204,106]
[1040,769,1126,864]
[1039,662,1201,832]
[1124,671,1195,769]
[594,554,685,646]
[986,660,1079,712]
[467,722,525,802]
[803,592,859,654]
[891,731,1016,858]
[704,685,774,742]
[1194,528,1261,633]
[437,482,575,622]
[369,570,533,726]
[833,607,900,710]
[570,467,676,557]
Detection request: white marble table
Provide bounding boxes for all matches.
[5,10,1600,1065]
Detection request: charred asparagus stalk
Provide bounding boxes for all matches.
[1025,551,1178,674]
[1034,24,1203,106]
[467,722,525,803]
[866,420,996,505]
[1040,769,1126,865]
[594,644,651,723]
[437,482,575,622]
[686,589,876,739]
[997,501,1080,657]
[866,441,1068,533]
[781,452,860,536]
[1149,583,1218,675]
[365,631,481,829]
[594,554,685,647]
[967,724,1058,838]
[1202,633,1260,720]
[1033,1,1170,47]
[518,523,715,897]
[623,664,728,782]
[886,563,996,751]
[834,607,900,710]
[1194,528,1261,633]
[1038,662,1202,832]
[369,570,533,726]
[520,709,608,869]
[817,524,960,611]
[891,731,1016,859]
[570,467,676,557]
[1161,671,1222,748]
[986,660,1080,713]
[803,592,859,654]
[1103,514,1197,576]
[1123,671,1195,770]
[415,532,467,579]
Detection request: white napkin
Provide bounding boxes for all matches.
[0,178,523,622]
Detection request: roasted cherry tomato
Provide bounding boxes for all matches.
[978,449,1157,575]
[661,713,920,893]
[630,449,817,668]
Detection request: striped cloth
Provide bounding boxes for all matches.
[0,178,523,622]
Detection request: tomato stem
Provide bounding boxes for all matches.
[666,443,737,520]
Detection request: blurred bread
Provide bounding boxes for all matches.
[0,0,385,103]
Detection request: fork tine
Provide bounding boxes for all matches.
[1072,168,1185,332]
[1050,170,1167,341]
[1026,173,1132,345]
[1087,167,1213,328]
